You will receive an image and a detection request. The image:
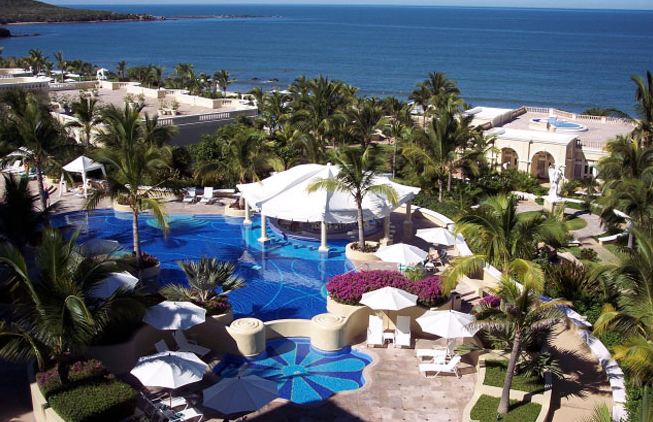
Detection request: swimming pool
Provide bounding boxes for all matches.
[215,337,372,404]
[530,117,588,132]
[53,210,354,321]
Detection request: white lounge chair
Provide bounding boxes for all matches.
[394,315,411,348]
[154,340,170,353]
[366,315,384,347]
[2,160,22,174]
[415,349,447,364]
[172,407,203,422]
[182,188,198,203]
[173,330,211,356]
[199,187,214,204]
[419,354,462,378]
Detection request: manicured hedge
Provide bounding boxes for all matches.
[47,378,137,422]
[470,394,541,422]
[37,359,105,398]
[327,270,446,308]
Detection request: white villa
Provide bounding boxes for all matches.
[466,106,635,181]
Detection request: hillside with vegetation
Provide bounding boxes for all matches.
[0,0,152,24]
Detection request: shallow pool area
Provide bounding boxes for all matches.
[215,337,372,404]
[53,210,354,321]
[529,117,588,132]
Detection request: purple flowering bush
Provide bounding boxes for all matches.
[479,294,501,308]
[327,270,447,308]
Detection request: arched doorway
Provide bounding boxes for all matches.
[500,148,519,170]
[531,151,555,180]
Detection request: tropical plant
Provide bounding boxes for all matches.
[116,60,127,81]
[0,229,141,378]
[53,51,66,82]
[408,83,430,126]
[65,95,102,145]
[86,104,173,263]
[27,48,49,75]
[594,226,653,386]
[345,97,387,148]
[473,278,567,415]
[632,71,653,146]
[582,107,631,120]
[307,146,398,250]
[213,69,232,95]
[160,257,244,313]
[422,71,461,110]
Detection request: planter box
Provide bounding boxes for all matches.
[224,205,247,218]
[138,262,160,282]
[345,241,381,262]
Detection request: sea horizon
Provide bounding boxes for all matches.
[3,4,652,113]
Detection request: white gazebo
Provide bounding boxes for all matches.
[237,164,420,252]
[59,156,106,198]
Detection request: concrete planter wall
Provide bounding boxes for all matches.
[112,201,132,213]
[138,262,160,282]
[462,352,553,422]
[224,205,247,218]
[345,241,381,262]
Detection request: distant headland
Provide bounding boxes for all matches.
[0,0,156,25]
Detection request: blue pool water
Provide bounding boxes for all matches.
[53,210,354,321]
[215,337,372,404]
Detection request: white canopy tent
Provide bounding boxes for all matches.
[59,156,106,199]
[237,163,420,250]
[202,375,279,415]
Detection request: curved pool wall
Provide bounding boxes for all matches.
[215,337,373,404]
[529,117,588,132]
[53,210,354,321]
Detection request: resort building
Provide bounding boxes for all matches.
[467,106,635,180]
[0,69,50,93]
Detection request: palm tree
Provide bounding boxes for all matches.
[383,103,413,178]
[150,65,164,88]
[27,49,49,75]
[422,72,461,110]
[409,83,431,127]
[53,51,66,82]
[160,257,244,312]
[594,226,653,386]
[87,104,173,262]
[0,174,55,250]
[307,146,398,250]
[261,91,290,133]
[474,278,567,415]
[213,69,232,95]
[65,95,102,145]
[346,97,387,148]
[632,71,653,146]
[0,228,137,377]
[1,91,70,211]
[116,60,127,81]
[443,194,568,293]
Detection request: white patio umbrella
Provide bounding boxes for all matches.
[143,301,206,331]
[60,155,106,198]
[202,375,279,415]
[415,228,464,246]
[131,351,208,389]
[416,310,479,339]
[374,243,428,266]
[80,238,123,257]
[89,271,139,299]
[360,286,418,311]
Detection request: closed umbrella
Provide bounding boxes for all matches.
[143,301,206,331]
[374,243,428,266]
[202,375,279,415]
[360,286,418,311]
[89,271,139,299]
[130,351,208,389]
[416,310,478,338]
[415,228,464,246]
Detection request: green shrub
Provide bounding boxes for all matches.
[579,248,598,261]
[483,360,544,393]
[565,216,588,231]
[470,394,541,422]
[37,359,106,398]
[535,197,544,205]
[475,170,546,196]
[47,378,137,422]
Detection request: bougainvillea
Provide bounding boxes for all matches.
[326,270,446,308]
[37,359,106,397]
[479,294,501,308]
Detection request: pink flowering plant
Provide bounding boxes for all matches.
[479,294,501,308]
[37,359,106,398]
[326,270,447,308]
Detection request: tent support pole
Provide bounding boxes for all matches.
[244,199,252,225]
[319,221,329,253]
[258,213,270,243]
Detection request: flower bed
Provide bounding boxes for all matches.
[36,359,137,422]
[327,270,446,308]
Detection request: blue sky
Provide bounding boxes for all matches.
[50,1,653,10]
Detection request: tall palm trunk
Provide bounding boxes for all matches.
[498,329,522,415]
[35,162,48,211]
[356,196,366,250]
[447,170,452,192]
[132,207,141,262]
[437,179,444,203]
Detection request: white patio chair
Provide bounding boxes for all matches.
[394,315,411,348]
[154,339,170,353]
[170,407,203,422]
[173,330,211,356]
[415,348,447,364]
[419,354,462,378]
[366,315,384,347]
[199,187,214,204]
[182,188,197,203]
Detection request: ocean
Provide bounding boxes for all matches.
[2,5,652,113]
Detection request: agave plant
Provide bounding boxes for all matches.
[160,257,244,313]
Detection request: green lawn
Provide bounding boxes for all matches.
[470,394,542,422]
[483,360,544,393]
[565,216,588,231]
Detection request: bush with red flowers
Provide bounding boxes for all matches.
[326,270,447,308]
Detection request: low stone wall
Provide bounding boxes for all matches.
[462,352,553,422]
[126,84,168,99]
